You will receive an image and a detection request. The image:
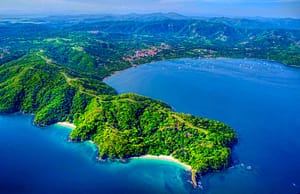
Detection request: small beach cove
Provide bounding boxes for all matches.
[56,121,197,186]
[56,122,192,170]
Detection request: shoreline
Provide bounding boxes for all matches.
[54,121,197,187]
[102,70,122,81]
[102,56,294,82]
[132,154,192,171]
[55,121,198,187]
[55,123,191,171]
[132,154,198,187]
[56,122,76,129]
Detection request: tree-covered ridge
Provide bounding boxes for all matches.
[0,54,237,179]
[71,94,237,173]
[0,54,116,125]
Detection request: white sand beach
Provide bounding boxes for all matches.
[56,122,76,129]
[134,154,192,171]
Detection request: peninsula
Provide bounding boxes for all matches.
[0,54,237,187]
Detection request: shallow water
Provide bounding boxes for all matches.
[105,58,300,194]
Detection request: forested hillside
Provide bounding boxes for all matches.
[1,15,299,81]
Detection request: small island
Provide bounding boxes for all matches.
[0,54,237,187]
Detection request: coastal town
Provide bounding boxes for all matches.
[123,43,170,64]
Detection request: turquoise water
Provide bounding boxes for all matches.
[105,58,300,194]
[0,114,192,194]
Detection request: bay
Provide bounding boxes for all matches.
[105,58,300,194]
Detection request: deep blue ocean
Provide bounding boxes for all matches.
[1,58,300,194]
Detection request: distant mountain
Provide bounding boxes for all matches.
[30,12,188,23]
[205,17,300,30]
[2,13,300,30]
[116,12,188,21]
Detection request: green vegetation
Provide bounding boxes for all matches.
[0,54,116,125]
[0,53,237,185]
[71,94,237,173]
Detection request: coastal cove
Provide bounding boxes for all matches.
[105,58,300,194]
[56,122,192,172]
[57,121,197,184]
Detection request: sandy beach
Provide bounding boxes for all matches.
[56,122,76,129]
[134,154,192,171]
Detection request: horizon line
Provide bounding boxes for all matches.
[0,11,299,20]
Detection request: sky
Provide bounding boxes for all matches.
[0,0,299,18]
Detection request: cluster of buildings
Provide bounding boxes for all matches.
[125,44,170,63]
[132,47,158,59]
